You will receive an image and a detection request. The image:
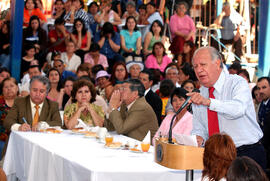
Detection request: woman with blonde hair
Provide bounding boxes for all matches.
[201,133,237,181]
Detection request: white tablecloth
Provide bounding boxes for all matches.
[3,131,202,181]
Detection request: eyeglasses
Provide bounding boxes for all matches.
[75,24,82,26]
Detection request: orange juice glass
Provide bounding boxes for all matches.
[141,142,150,152]
[105,136,113,145]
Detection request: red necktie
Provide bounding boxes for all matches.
[207,87,220,137]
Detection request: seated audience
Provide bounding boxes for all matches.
[94,0,121,27]
[70,18,91,61]
[84,43,108,70]
[169,2,195,55]
[106,79,158,142]
[238,69,256,90]
[64,0,89,29]
[76,64,90,78]
[201,133,237,181]
[182,79,195,93]
[48,17,70,52]
[110,62,128,86]
[20,44,36,78]
[143,2,163,32]
[94,22,124,72]
[158,79,175,119]
[153,88,192,142]
[182,40,196,65]
[165,66,180,87]
[137,4,147,25]
[87,2,99,37]
[122,1,139,20]
[0,21,10,68]
[0,68,10,85]
[126,61,144,79]
[61,41,81,72]
[90,64,105,81]
[64,79,105,129]
[228,62,241,74]
[47,68,62,102]
[226,156,269,181]
[53,59,76,84]
[58,76,76,110]
[145,42,172,73]
[95,70,113,102]
[0,77,19,154]
[52,0,65,19]
[120,16,142,62]
[178,63,193,85]
[143,20,166,56]
[4,76,62,132]
[23,0,47,27]
[139,69,162,125]
[252,85,261,121]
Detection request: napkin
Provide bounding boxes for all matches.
[173,133,198,147]
[77,119,89,130]
[142,131,151,143]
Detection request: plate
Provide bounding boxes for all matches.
[104,142,123,149]
[130,148,143,153]
[84,132,97,138]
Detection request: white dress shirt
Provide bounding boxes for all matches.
[191,70,263,147]
[61,52,81,71]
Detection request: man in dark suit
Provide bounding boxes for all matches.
[139,69,162,125]
[4,76,62,132]
[257,77,270,168]
[106,79,158,142]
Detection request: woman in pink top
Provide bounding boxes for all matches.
[153,87,192,143]
[169,2,195,55]
[84,43,109,70]
[145,42,172,73]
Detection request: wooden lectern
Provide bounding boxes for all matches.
[154,139,204,181]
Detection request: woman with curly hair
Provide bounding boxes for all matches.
[202,133,237,181]
[64,79,105,129]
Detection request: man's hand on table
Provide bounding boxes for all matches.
[19,123,31,132]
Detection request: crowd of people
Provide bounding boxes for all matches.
[0,0,269,180]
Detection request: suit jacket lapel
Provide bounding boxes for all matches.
[39,98,49,122]
[26,96,33,125]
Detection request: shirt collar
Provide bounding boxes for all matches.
[127,99,136,111]
[212,70,225,94]
[264,99,270,105]
[144,88,151,96]
[30,98,44,110]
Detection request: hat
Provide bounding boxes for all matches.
[95,70,110,81]
[126,1,136,7]
[126,61,144,73]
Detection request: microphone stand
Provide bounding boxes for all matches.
[168,96,191,144]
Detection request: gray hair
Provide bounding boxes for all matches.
[30,76,51,94]
[165,67,179,75]
[192,46,223,68]
[124,79,145,97]
[175,2,189,11]
[223,2,230,8]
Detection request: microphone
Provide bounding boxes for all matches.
[168,96,191,144]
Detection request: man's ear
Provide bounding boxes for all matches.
[149,80,153,87]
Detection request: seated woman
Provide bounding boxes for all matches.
[61,41,81,72]
[169,2,195,55]
[110,61,128,86]
[94,22,124,73]
[145,42,172,73]
[47,68,61,102]
[143,20,166,56]
[0,21,10,68]
[84,43,108,71]
[57,76,76,110]
[70,18,91,61]
[23,0,47,27]
[94,0,121,28]
[64,79,105,129]
[87,2,99,37]
[122,1,139,20]
[227,156,269,181]
[182,79,195,93]
[201,133,237,181]
[0,77,19,155]
[52,0,65,19]
[95,70,113,103]
[23,16,47,56]
[20,44,36,78]
[153,87,190,142]
[120,16,142,62]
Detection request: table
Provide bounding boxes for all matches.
[3,131,202,181]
